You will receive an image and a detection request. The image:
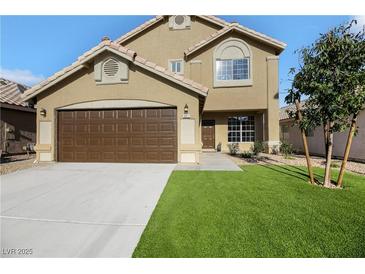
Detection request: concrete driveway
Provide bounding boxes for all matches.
[0,163,175,257]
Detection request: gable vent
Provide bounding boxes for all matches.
[103,58,119,77]
[174,15,185,25]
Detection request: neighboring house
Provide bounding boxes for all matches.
[23,15,286,163]
[280,104,365,162]
[0,78,36,156]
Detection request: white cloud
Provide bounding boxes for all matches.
[0,68,45,86]
[352,15,365,32]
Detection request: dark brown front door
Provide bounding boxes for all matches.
[57,108,177,163]
[202,120,215,149]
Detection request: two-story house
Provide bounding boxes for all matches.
[23,15,286,163]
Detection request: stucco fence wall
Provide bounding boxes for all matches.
[280,110,365,162]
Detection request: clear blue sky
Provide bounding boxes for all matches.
[0,15,353,106]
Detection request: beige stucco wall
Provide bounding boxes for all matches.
[280,110,365,162]
[35,59,202,163]
[202,111,264,153]
[122,17,220,70]
[122,18,281,147]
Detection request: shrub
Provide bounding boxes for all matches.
[217,142,222,152]
[227,143,239,155]
[271,145,279,155]
[251,141,265,155]
[241,151,253,158]
[280,141,294,158]
[330,161,340,168]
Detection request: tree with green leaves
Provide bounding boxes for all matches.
[286,20,365,188]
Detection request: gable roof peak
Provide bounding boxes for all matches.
[22,41,208,101]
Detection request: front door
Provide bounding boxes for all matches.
[202,120,215,149]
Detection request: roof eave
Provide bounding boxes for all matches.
[185,25,286,58]
[22,44,208,101]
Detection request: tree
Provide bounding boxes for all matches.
[287,21,365,188]
[336,21,365,186]
[285,76,315,185]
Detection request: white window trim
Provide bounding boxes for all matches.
[213,38,253,88]
[227,116,256,143]
[168,59,184,75]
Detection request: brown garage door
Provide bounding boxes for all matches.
[57,108,177,163]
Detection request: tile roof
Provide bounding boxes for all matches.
[114,16,164,44]
[114,15,286,52]
[184,23,286,57]
[0,78,31,107]
[22,40,208,101]
[280,101,306,120]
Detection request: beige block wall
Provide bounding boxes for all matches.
[203,111,264,153]
[35,62,202,163]
[280,110,365,162]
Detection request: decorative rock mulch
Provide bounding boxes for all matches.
[0,155,40,175]
[228,153,365,176]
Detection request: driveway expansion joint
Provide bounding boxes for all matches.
[0,215,147,227]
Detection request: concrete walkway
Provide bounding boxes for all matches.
[175,152,242,171]
[0,163,175,257]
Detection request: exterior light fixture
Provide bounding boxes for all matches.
[183,104,190,119]
[184,104,189,114]
[40,108,47,117]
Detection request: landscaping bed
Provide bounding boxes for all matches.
[228,153,365,175]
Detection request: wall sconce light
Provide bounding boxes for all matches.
[183,104,190,119]
[184,104,189,114]
[40,108,47,117]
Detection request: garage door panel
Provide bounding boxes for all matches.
[161,108,176,119]
[74,124,89,133]
[88,151,101,161]
[116,110,129,119]
[160,137,176,147]
[102,152,115,161]
[58,108,176,163]
[161,151,176,162]
[130,123,145,133]
[116,123,129,133]
[89,111,101,119]
[89,124,101,133]
[102,124,115,133]
[116,151,129,161]
[131,109,144,119]
[130,151,144,162]
[130,137,144,146]
[145,137,159,146]
[146,109,160,119]
[74,152,88,161]
[75,111,89,121]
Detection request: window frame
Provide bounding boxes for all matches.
[228,116,256,143]
[168,59,184,75]
[216,58,250,81]
[213,38,253,87]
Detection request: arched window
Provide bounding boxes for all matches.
[213,38,252,87]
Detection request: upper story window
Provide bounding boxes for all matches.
[216,58,249,80]
[169,59,184,75]
[213,38,252,87]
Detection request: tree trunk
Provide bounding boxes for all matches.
[323,122,332,180]
[337,114,358,188]
[295,99,315,184]
[324,122,334,187]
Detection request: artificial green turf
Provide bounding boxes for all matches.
[133,165,365,258]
